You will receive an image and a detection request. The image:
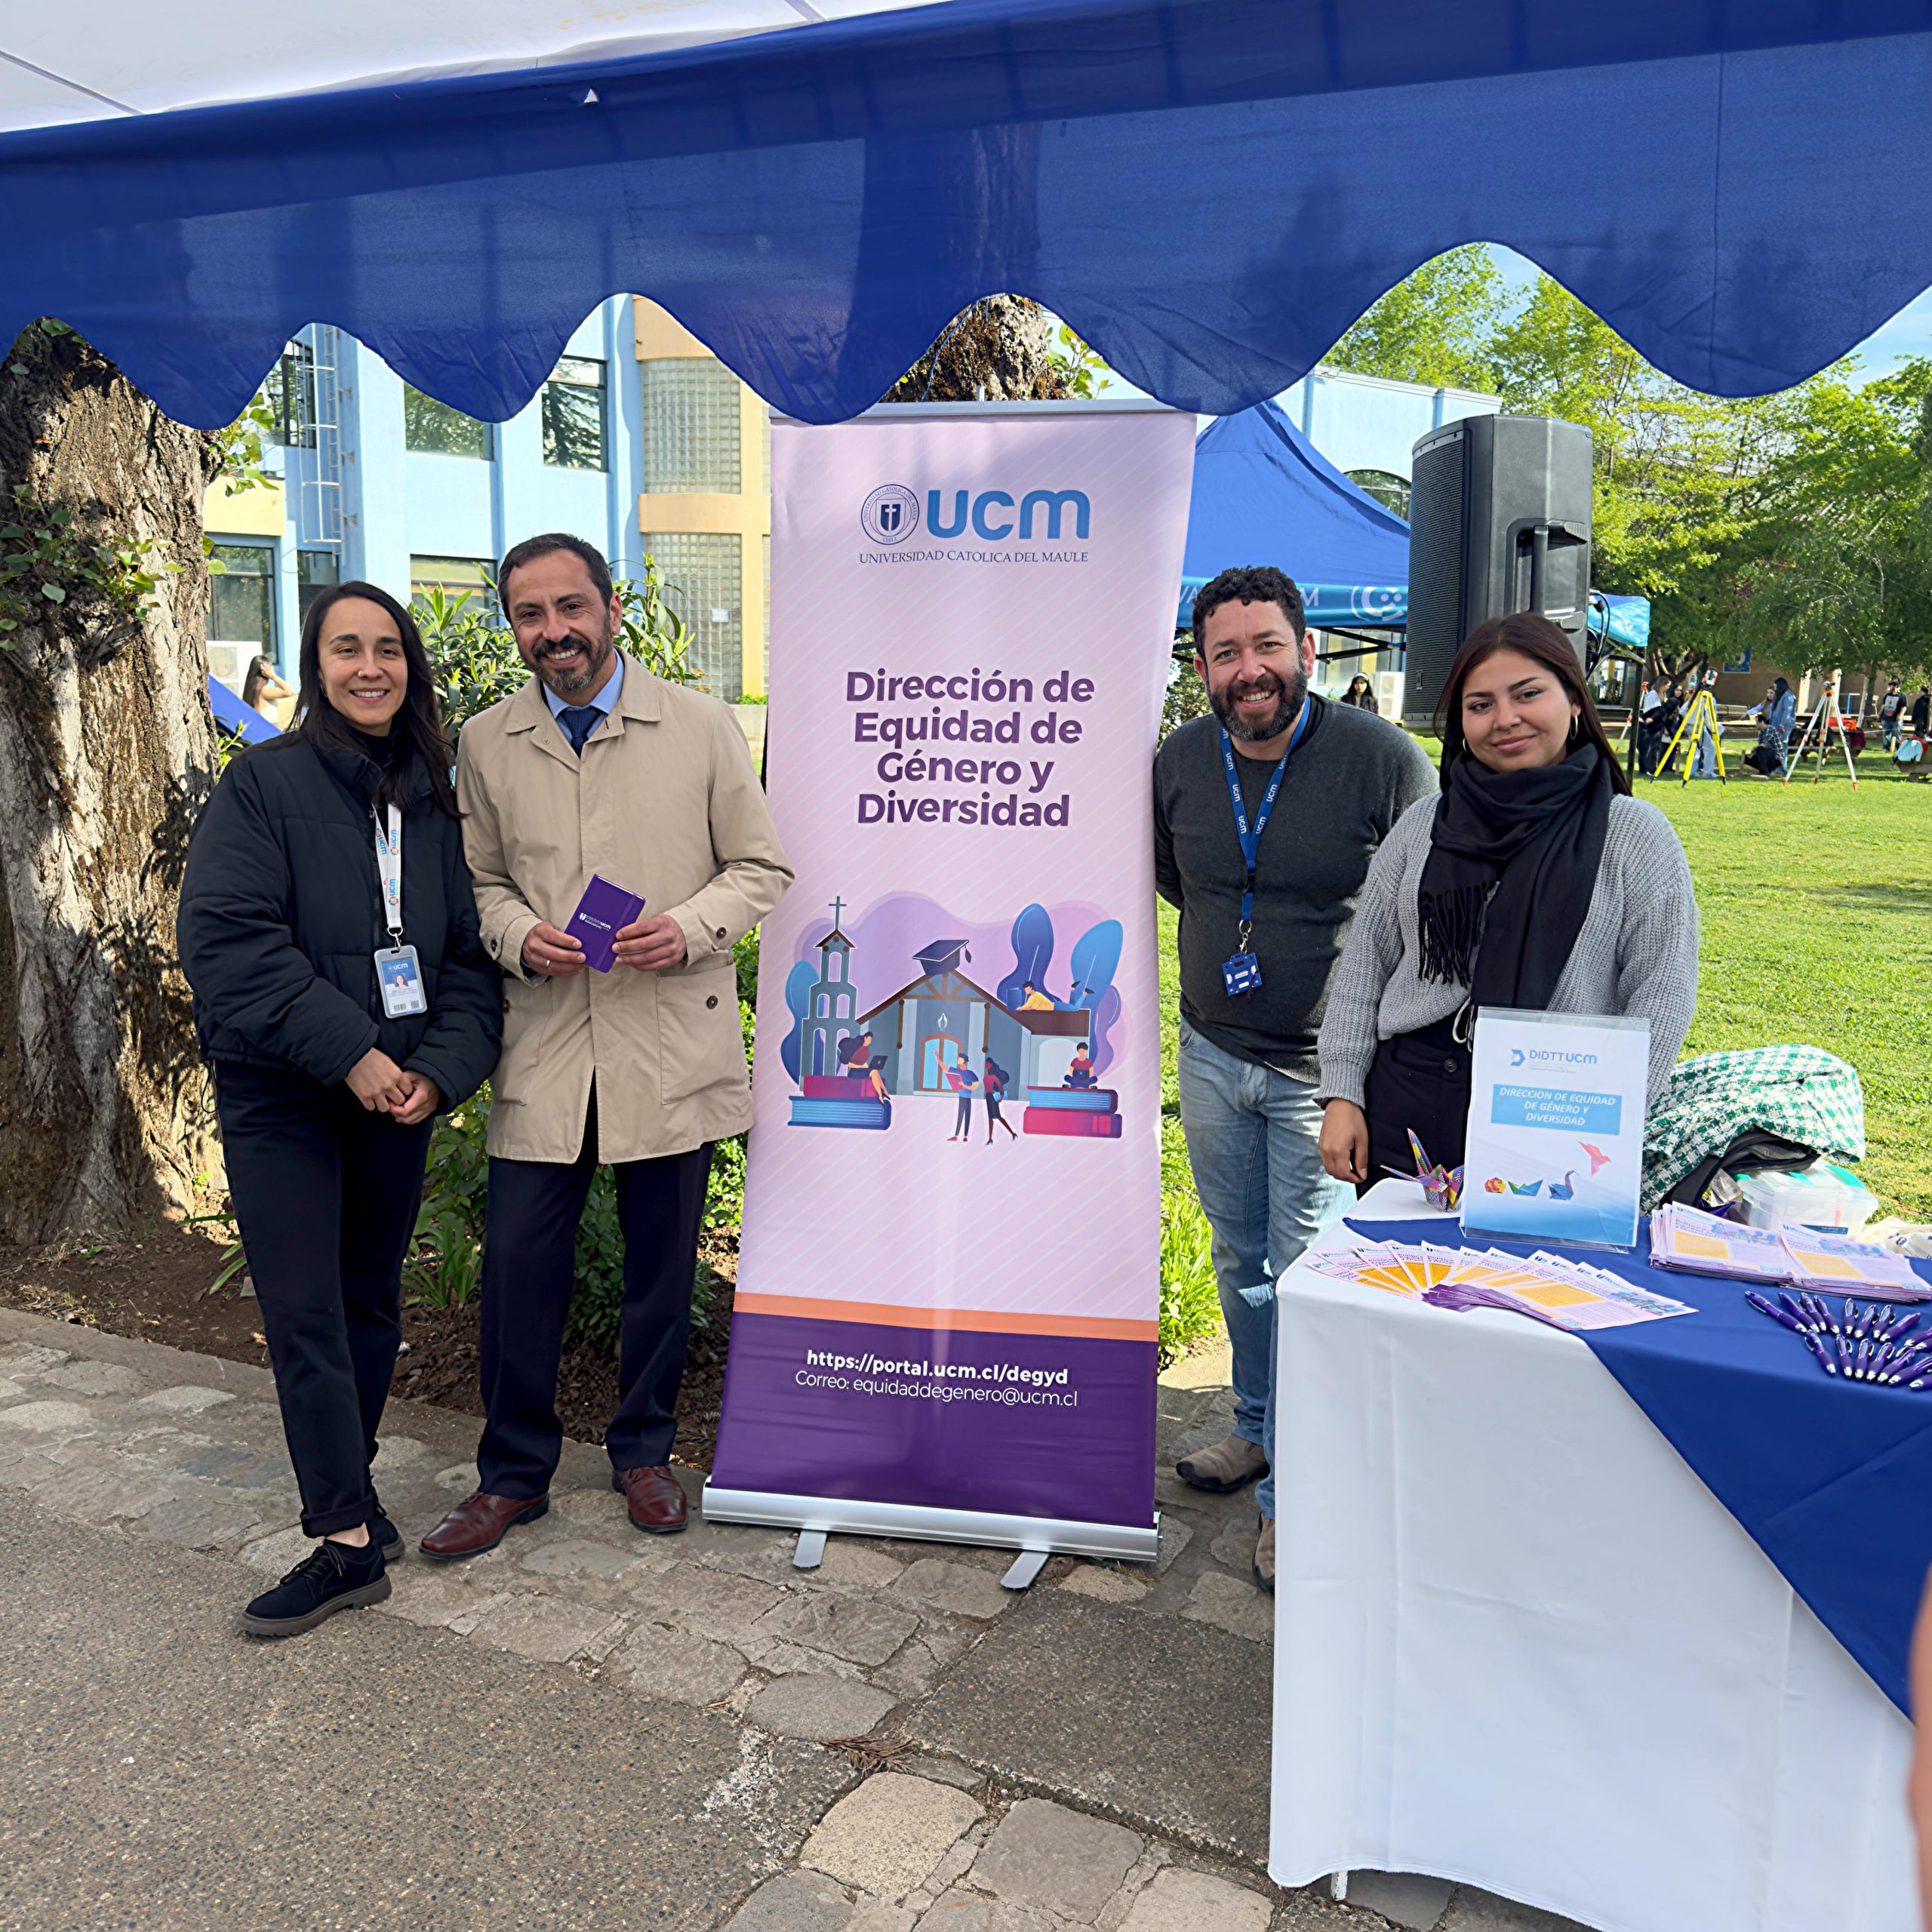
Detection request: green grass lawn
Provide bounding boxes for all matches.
[1156,748,1932,1286]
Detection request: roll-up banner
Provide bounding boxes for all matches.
[706,401,1195,1564]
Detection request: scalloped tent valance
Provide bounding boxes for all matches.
[4,0,1930,429]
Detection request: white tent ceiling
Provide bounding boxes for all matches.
[0,0,938,132]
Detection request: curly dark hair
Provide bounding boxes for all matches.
[1189,565,1306,645]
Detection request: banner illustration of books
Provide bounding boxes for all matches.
[706,402,1195,1562]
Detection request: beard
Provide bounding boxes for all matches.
[1208,660,1308,743]
[533,623,614,698]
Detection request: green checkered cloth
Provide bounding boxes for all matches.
[1641,1044,1866,1210]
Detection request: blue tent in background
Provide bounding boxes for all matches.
[208,676,280,744]
[1176,401,1652,654]
[1177,403,1409,631]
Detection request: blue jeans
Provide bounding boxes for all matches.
[1177,1018,1352,1518]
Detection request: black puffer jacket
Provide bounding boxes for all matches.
[178,734,500,1108]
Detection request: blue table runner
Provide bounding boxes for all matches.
[1347,1217,1932,1715]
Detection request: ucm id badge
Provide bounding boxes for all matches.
[1461,1008,1649,1251]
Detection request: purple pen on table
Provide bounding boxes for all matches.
[1746,1291,1804,1334]
[1893,1314,1924,1345]
[1804,1332,1837,1375]
[1854,1339,1872,1381]
[1777,1291,1810,1329]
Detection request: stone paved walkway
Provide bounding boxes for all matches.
[0,1309,1584,1932]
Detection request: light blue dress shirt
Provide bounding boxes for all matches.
[542,649,626,728]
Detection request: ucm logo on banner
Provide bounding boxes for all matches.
[862,485,1093,545]
[861,485,922,544]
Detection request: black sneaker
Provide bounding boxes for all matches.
[240,1540,390,1638]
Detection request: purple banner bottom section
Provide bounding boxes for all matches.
[709,1312,1157,1530]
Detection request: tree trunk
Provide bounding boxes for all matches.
[0,323,219,1242]
[886,296,1071,404]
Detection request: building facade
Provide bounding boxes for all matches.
[203,297,768,706]
[207,307,1494,716]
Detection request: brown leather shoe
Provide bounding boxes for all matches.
[418,1491,548,1561]
[612,1465,688,1535]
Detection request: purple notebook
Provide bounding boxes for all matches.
[565,872,646,973]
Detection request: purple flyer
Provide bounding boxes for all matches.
[565,873,645,973]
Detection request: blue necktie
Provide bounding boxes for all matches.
[558,705,599,755]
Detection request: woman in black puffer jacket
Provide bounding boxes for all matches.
[179,580,500,1638]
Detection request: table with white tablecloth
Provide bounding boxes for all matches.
[1269,1178,1917,1932]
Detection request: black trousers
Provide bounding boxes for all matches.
[477,1085,712,1497]
[214,1061,433,1536]
[1358,1019,1474,1200]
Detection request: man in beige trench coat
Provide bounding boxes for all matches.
[422,533,791,1558]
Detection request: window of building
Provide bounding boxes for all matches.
[208,542,277,691]
[641,361,741,494]
[645,532,743,701]
[1347,469,1411,521]
[405,386,494,459]
[542,356,608,470]
[410,555,497,609]
[261,339,317,448]
[297,549,339,623]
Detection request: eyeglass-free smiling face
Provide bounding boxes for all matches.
[1458,648,1581,773]
[1194,598,1315,754]
[318,596,408,734]
[504,549,621,702]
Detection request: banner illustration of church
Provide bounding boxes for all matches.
[706,403,1195,1560]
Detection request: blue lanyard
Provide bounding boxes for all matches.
[1220,699,1310,943]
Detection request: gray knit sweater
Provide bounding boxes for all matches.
[1315,792,1700,1108]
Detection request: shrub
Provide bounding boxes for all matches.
[405,931,762,1346]
[1158,1185,1222,1367]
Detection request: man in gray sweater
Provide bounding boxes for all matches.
[1155,566,1435,1591]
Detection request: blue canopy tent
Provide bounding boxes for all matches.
[1176,403,1409,632]
[3,0,1932,431]
[207,676,280,744]
[1175,403,1652,651]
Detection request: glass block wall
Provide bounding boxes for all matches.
[645,531,743,701]
[641,361,742,494]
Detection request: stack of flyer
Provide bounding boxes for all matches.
[1651,1203,1931,1302]
[1306,1241,1693,1334]
[1648,1204,1789,1282]
[1778,1228,1928,1300]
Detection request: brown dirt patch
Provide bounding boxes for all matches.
[0,1220,731,1471]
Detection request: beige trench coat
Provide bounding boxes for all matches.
[456,659,792,1163]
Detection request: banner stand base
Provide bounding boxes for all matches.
[703,1484,1159,1569]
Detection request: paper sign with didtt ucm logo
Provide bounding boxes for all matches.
[1462,1008,1649,1251]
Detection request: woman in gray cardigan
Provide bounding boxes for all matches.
[1317,613,1699,1192]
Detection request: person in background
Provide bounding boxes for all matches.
[1758,675,1798,776]
[1155,565,1435,1594]
[1635,681,1665,777]
[1879,679,1907,752]
[420,533,792,1559]
[1316,611,1698,1190]
[242,653,294,723]
[1342,673,1379,714]
[178,583,502,1637]
[1912,686,1930,740]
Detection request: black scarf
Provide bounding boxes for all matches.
[1416,743,1614,1013]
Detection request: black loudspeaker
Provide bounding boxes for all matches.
[1404,414,1593,724]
